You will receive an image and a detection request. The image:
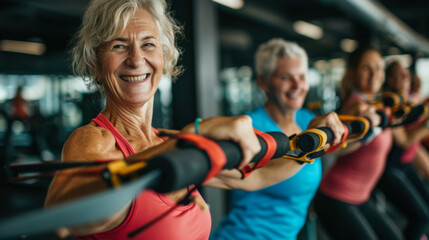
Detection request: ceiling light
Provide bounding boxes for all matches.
[0,40,46,55]
[212,0,244,9]
[313,60,328,74]
[293,21,323,40]
[330,58,346,68]
[220,29,252,50]
[340,38,358,53]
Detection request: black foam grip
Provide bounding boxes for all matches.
[318,127,335,143]
[349,121,365,134]
[382,94,403,107]
[376,110,389,129]
[382,97,395,107]
[297,121,366,153]
[401,104,425,125]
[297,133,321,153]
[393,109,406,118]
[296,127,333,153]
[146,131,289,193]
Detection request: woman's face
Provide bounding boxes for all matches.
[354,50,385,95]
[388,63,411,98]
[97,7,163,106]
[262,56,309,112]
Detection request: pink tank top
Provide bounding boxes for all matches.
[76,113,211,240]
[401,142,420,164]
[319,93,393,204]
[400,120,423,164]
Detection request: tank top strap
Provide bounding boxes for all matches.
[152,128,168,141]
[349,90,370,103]
[91,113,136,157]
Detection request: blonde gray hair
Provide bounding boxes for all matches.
[72,0,182,91]
[255,38,308,82]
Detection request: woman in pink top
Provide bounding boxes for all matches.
[44,0,345,239]
[314,46,404,240]
[376,60,429,240]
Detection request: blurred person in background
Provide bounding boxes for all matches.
[3,85,33,162]
[409,72,423,105]
[314,46,404,240]
[409,72,429,181]
[375,59,429,240]
[212,38,345,240]
[11,85,31,121]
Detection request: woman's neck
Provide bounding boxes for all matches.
[102,98,155,140]
[264,101,301,134]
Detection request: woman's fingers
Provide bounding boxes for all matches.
[308,112,345,146]
[182,115,261,170]
[229,116,261,169]
[363,106,381,127]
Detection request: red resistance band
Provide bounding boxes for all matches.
[175,134,227,183]
[241,129,277,178]
[325,124,349,154]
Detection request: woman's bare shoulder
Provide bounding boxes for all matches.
[62,123,118,161]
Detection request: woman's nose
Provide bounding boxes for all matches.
[369,68,377,77]
[126,46,145,68]
[291,77,300,89]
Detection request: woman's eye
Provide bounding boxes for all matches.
[143,42,156,48]
[281,76,289,81]
[361,66,369,71]
[112,44,127,51]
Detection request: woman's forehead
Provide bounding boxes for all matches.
[124,7,158,33]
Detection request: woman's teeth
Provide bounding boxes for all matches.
[287,93,300,98]
[121,74,148,82]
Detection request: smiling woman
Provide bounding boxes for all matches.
[314,46,403,240]
[96,8,164,105]
[212,38,344,240]
[45,1,214,239]
[71,0,182,96]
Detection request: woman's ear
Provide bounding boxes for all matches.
[93,47,103,85]
[93,63,102,85]
[256,76,268,93]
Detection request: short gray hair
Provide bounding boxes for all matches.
[72,0,182,91]
[255,38,308,81]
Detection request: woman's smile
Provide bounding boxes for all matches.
[120,74,150,83]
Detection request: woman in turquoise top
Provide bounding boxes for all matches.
[212,38,341,240]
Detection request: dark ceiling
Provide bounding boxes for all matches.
[1,0,429,73]
[217,0,429,67]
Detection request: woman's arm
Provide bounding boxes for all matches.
[412,144,429,179]
[391,119,429,149]
[44,124,179,237]
[204,112,345,190]
[330,100,381,157]
[45,125,118,206]
[44,124,127,237]
[204,158,303,191]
